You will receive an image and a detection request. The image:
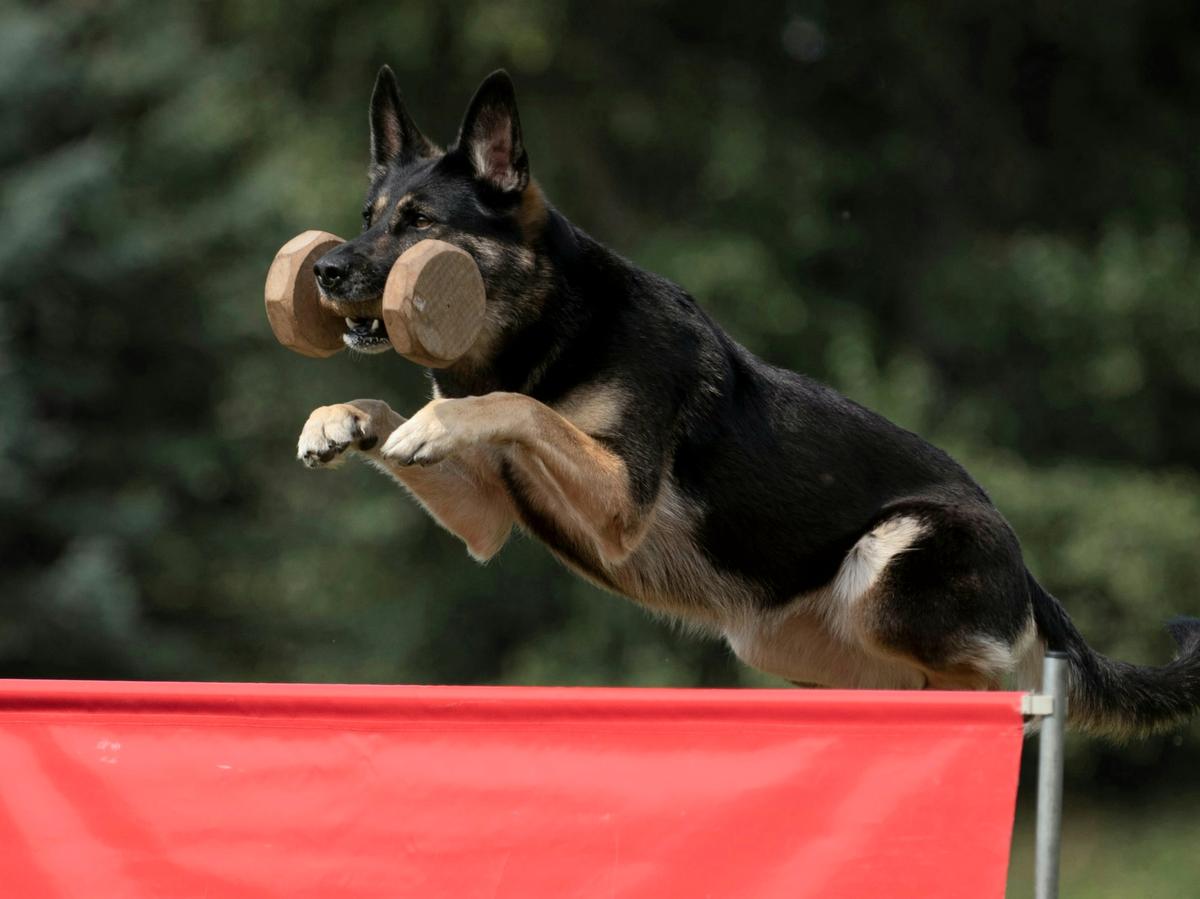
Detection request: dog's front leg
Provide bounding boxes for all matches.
[298,399,515,561]
[381,392,648,564]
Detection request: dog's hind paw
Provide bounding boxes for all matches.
[297,403,380,469]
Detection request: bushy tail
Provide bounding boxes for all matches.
[1027,570,1200,740]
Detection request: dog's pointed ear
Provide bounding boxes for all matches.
[369,65,435,168]
[455,70,529,193]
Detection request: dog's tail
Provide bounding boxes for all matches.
[1027,569,1200,739]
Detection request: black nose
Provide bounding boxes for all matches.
[313,258,346,290]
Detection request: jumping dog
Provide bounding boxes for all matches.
[297,67,1200,738]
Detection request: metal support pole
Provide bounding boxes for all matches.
[1034,651,1068,899]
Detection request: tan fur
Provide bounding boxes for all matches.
[923,664,1003,691]
[724,604,928,689]
[552,382,628,436]
[298,400,515,561]
[387,194,415,229]
[1011,614,1044,692]
[516,182,548,243]
[459,237,504,269]
[606,481,757,624]
[368,448,514,562]
[365,389,755,628]
[378,393,646,564]
[948,635,1019,682]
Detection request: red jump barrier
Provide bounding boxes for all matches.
[0,681,1025,898]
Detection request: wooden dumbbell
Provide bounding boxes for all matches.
[264,231,486,367]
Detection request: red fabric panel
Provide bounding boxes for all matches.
[0,681,1024,898]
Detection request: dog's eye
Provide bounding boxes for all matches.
[412,214,434,230]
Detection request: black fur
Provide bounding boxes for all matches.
[1031,577,1200,737]
[314,69,1200,739]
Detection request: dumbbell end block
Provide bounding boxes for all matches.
[264,230,347,358]
[383,240,487,368]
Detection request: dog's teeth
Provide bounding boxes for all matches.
[370,319,381,333]
[345,317,356,328]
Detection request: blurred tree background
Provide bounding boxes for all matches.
[2,1,1198,893]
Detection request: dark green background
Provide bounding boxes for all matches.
[3,2,1198,893]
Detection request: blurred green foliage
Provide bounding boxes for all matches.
[2,1,1199,886]
[1008,794,1200,897]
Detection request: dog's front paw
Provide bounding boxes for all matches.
[298,403,381,469]
[380,399,465,466]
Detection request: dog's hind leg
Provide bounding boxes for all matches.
[831,504,1036,691]
[298,399,515,560]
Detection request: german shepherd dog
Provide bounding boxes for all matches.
[298,67,1200,739]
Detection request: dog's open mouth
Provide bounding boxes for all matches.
[343,316,391,354]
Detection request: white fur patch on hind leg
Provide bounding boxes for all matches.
[826,515,927,644]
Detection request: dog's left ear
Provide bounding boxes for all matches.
[455,70,529,193]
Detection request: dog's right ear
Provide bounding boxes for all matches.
[369,65,436,169]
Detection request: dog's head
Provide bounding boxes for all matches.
[316,67,550,356]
